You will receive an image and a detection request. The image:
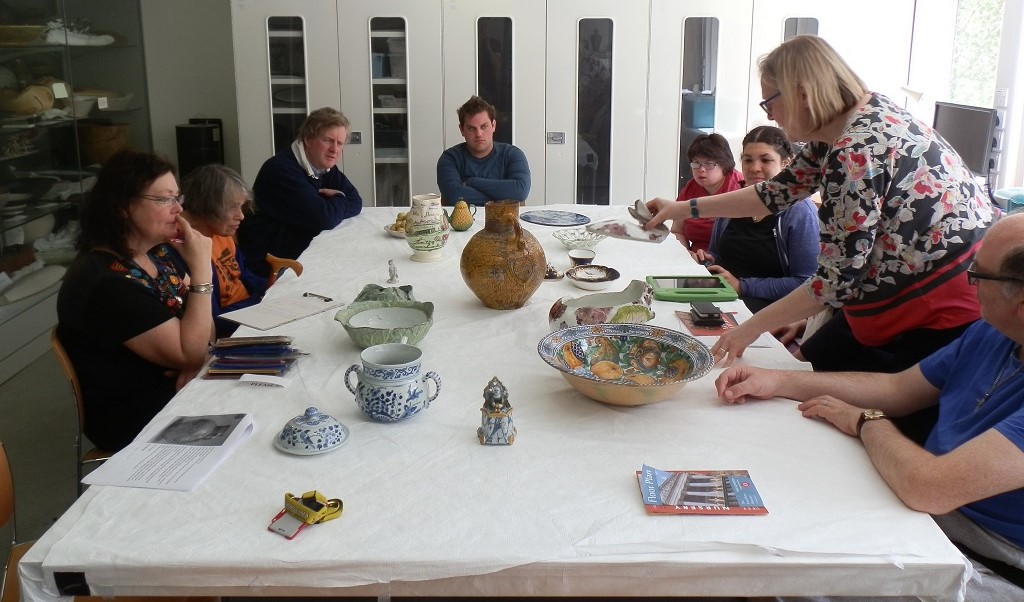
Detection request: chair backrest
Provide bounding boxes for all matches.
[50,328,86,434]
[1,441,14,537]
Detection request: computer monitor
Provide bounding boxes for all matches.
[932,101,997,176]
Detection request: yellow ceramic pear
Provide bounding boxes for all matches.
[448,199,477,231]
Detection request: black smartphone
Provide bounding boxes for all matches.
[690,302,724,326]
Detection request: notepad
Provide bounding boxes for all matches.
[220,294,345,330]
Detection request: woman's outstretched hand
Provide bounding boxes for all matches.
[643,197,684,230]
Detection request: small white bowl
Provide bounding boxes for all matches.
[566,265,620,291]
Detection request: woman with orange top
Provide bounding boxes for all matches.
[181,164,267,338]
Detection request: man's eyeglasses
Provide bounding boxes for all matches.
[759,92,782,116]
[689,161,719,171]
[966,262,1024,286]
[139,194,184,206]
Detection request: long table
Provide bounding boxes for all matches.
[20,205,969,601]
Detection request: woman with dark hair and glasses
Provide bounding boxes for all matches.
[646,36,992,375]
[181,164,267,338]
[672,132,743,252]
[57,149,214,451]
[692,126,820,313]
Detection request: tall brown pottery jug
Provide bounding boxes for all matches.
[460,200,547,310]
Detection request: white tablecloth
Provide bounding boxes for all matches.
[21,205,969,600]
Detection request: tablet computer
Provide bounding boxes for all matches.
[645,275,738,302]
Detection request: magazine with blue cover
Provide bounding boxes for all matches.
[638,464,767,515]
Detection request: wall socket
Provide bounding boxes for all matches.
[994,88,1009,108]
[349,131,362,144]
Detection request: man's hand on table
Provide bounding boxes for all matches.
[715,365,782,403]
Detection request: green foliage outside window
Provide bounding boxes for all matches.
[950,0,1005,108]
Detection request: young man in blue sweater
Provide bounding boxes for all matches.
[436,96,531,206]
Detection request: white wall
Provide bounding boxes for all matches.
[140,0,240,173]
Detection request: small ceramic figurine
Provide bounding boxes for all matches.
[478,376,516,445]
[387,259,399,283]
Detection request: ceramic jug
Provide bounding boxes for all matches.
[447,199,477,231]
[460,200,546,310]
[405,193,449,262]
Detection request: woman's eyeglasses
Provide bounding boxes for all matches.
[139,194,185,206]
[689,161,719,171]
[759,92,782,116]
[966,261,1024,286]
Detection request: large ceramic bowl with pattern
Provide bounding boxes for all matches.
[537,323,713,406]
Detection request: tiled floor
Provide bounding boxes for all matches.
[1,350,79,564]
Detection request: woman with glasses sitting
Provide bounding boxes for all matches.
[181,164,267,338]
[672,133,743,252]
[57,149,214,451]
[645,36,993,442]
[692,126,819,314]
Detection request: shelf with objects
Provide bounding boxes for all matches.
[0,0,150,384]
[369,17,409,207]
[267,16,308,154]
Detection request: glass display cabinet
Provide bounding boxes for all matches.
[267,15,308,155]
[0,0,150,256]
[0,0,150,383]
[369,16,409,207]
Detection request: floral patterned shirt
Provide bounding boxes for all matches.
[108,243,188,318]
[755,93,993,346]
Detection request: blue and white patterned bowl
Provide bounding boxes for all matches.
[344,343,442,422]
[275,407,350,455]
[537,323,713,406]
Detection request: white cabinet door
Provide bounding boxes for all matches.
[230,0,341,185]
[546,0,650,206]
[442,0,546,205]
[338,0,444,206]
[646,0,754,200]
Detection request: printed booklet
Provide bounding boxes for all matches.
[82,414,254,491]
[637,464,767,515]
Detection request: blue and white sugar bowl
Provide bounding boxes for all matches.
[345,343,442,422]
[275,407,350,455]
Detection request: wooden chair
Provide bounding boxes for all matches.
[49,328,113,495]
[2,441,219,602]
[1,440,26,602]
[265,253,302,286]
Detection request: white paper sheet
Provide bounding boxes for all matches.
[220,294,345,330]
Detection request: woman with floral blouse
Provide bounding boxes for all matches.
[57,150,214,451]
[645,35,993,384]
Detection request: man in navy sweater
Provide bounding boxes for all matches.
[436,96,531,206]
[238,107,362,277]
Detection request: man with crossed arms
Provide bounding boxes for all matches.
[717,213,1024,600]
